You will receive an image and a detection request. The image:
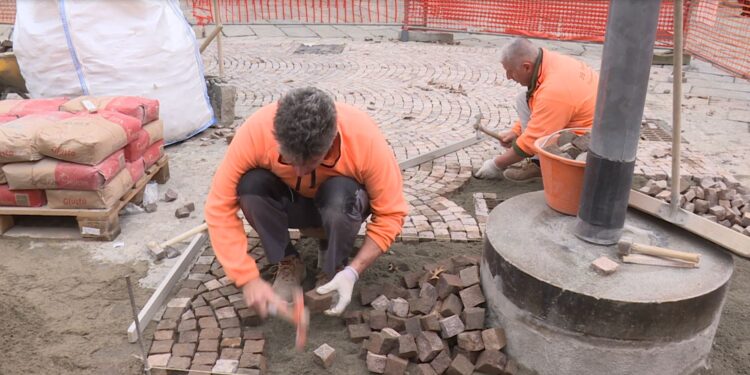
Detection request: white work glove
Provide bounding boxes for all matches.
[316,266,359,316]
[474,159,504,179]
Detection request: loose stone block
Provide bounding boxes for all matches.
[370,309,389,330]
[459,266,480,287]
[417,363,438,375]
[305,289,334,313]
[368,330,399,355]
[360,285,381,306]
[446,354,475,375]
[212,359,239,374]
[403,271,423,289]
[372,295,391,311]
[409,297,435,315]
[239,353,267,371]
[383,284,411,300]
[420,312,442,332]
[430,349,452,374]
[384,354,409,375]
[591,256,619,275]
[475,350,508,375]
[440,293,464,317]
[387,312,407,332]
[348,323,372,342]
[420,283,439,303]
[505,358,518,374]
[482,328,507,351]
[367,351,388,374]
[416,331,444,362]
[343,310,363,325]
[461,307,485,330]
[404,315,423,336]
[457,330,485,351]
[397,334,417,359]
[440,315,466,338]
[313,343,336,369]
[389,297,410,318]
[459,285,486,308]
[243,340,265,354]
[436,274,463,299]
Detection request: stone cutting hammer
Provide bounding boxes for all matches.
[617,240,700,264]
[146,222,208,260]
[268,287,309,352]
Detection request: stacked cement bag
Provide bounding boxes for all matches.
[0,96,164,208]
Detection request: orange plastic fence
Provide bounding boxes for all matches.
[0,0,14,24]
[191,0,401,25]
[685,0,750,78]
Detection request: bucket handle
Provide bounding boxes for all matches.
[539,127,592,149]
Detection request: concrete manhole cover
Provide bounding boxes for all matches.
[294,44,345,55]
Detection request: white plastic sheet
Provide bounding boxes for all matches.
[13,0,215,144]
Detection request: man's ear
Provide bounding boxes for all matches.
[522,62,533,72]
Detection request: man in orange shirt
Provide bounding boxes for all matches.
[474,38,599,181]
[205,87,408,317]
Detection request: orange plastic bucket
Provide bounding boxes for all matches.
[533,128,590,216]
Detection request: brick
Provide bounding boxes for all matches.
[397,334,417,359]
[384,354,409,375]
[416,332,444,362]
[440,293,464,317]
[370,309,389,330]
[368,331,399,355]
[173,342,196,357]
[154,330,174,341]
[430,349,452,374]
[212,359,239,374]
[221,337,242,348]
[459,285,486,308]
[457,330,485,351]
[198,339,219,352]
[417,363,438,375]
[149,340,173,354]
[360,285,381,306]
[147,353,171,368]
[482,328,507,351]
[239,353,267,371]
[243,328,264,340]
[348,323,371,342]
[420,312,442,332]
[475,350,508,375]
[461,307,485,330]
[343,310,363,325]
[221,348,243,360]
[389,298,410,318]
[243,340,265,354]
[404,316,423,336]
[387,312,407,331]
[305,289,334,313]
[403,271,423,289]
[446,354,474,375]
[440,315,465,338]
[591,256,619,275]
[436,274,463,299]
[200,328,222,340]
[367,351,388,374]
[372,295,391,311]
[193,351,218,366]
[313,343,336,369]
[459,266,480,287]
[167,356,191,370]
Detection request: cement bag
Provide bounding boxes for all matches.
[126,158,145,184]
[36,112,141,165]
[47,168,133,209]
[0,165,5,184]
[143,140,165,168]
[13,0,215,144]
[0,98,68,117]
[3,150,125,191]
[0,185,46,207]
[0,112,75,163]
[124,120,164,162]
[61,96,160,125]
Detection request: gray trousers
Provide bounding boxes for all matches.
[237,169,370,276]
[515,92,531,131]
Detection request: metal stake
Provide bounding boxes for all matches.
[126,275,151,375]
[670,0,684,216]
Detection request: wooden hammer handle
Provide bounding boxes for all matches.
[161,222,209,248]
[475,123,504,142]
[631,243,701,263]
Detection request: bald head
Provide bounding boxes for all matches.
[500,38,539,87]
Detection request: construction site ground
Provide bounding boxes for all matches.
[1,26,748,374]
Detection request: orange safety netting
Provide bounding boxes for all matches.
[191,0,402,25]
[0,0,14,24]
[685,0,750,78]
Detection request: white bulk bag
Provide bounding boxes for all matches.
[13,0,215,144]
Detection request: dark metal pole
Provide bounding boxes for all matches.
[575,0,663,245]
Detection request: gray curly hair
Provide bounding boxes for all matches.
[273,87,338,164]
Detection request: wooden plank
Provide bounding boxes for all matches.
[628,190,750,258]
[622,253,698,268]
[398,135,483,170]
[127,232,208,343]
[0,215,14,234]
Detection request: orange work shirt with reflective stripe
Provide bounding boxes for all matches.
[512,49,599,156]
[205,102,408,287]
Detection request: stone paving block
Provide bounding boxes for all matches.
[436,274,463,299]
[368,330,399,355]
[238,308,262,326]
[440,315,465,338]
[403,271,423,289]
[367,351,388,374]
[371,295,391,311]
[459,285,485,308]
[305,289,334,313]
[389,298,410,318]
[167,356,191,370]
[221,337,242,348]
[360,285,381,306]
[147,353,171,369]
[221,348,243,360]
[199,316,219,329]
[313,343,336,369]
[348,323,371,342]
[154,330,174,341]
[236,369,261,375]
[475,350,508,374]
[343,310,363,325]
[384,353,409,375]
[370,309,388,330]
[219,317,241,329]
[440,293,464,317]
[591,256,619,275]
[242,328,264,341]
[243,339,265,354]
[421,312,442,332]
[224,327,242,339]
[387,312,407,331]
[200,328,222,340]
[213,359,239,374]
[459,266,480,287]
[149,340,173,354]
[457,330,485,351]
[397,334,417,359]
[173,342,196,358]
[482,328,507,351]
[404,315,423,336]
[239,353,267,371]
[461,307,485,330]
[193,351,218,366]
[416,331,444,362]
[416,363,438,375]
[410,297,435,315]
[198,339,219,352]
[446,354,475,375]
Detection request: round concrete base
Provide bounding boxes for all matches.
[481,192,733,375]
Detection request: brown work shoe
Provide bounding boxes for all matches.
[272,255,306,302]
[503,159,542,181]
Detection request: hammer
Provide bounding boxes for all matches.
[617,240,700,264]
[146,222,208,260]
[268,287,309,351]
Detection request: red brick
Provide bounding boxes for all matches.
[475,350,508,375]
[459,285,485,308]
[313,343,336,369]
[446,354,474,375]
[482,328,507,351]
[384,354,409,375]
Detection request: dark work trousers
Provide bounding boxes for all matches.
[237,169,371,277]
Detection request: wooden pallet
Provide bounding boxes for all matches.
[0,155,170,241]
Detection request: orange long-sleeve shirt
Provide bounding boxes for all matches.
[511,48,599,156]
[204,102,408,287]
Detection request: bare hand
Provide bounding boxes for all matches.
[499,131,517,149]
[242,277,289,319]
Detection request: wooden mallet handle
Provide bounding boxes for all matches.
[625,241,701,263]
